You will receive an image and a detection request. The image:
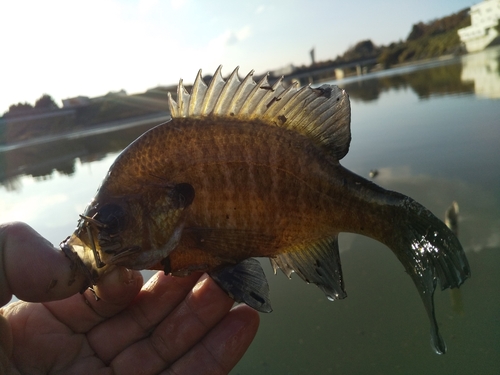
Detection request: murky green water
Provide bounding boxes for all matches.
[1,47,499,374]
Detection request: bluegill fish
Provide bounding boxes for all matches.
[61,66,470,354]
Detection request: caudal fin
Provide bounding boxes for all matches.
[388,198,470,354]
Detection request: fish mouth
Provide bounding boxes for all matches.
[60,236,99,291]
[59,221,116,288]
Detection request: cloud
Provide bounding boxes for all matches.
[236,25,252,41]
[210,25,252,48]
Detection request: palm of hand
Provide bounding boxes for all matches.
[2,270,258,375]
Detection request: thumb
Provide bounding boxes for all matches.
[0,222,89,306]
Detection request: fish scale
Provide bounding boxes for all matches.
[61,66,469,355]
[147,121,356,268]
[187,122,328,217]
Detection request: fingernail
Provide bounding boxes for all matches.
[192,273,210,293]
[119,267,136,285]
[99,266,134,288]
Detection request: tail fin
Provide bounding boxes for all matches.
[388,197,470,354]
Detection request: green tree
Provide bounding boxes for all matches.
[4,102,34,116]
[339,40,379,62]
[34,94,59,110]
[407,22,426,41]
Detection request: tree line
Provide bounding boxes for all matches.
[4,94,59,117]
[291,8,470,76]
[377,8,470,67]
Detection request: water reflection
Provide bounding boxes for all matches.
[368,166,500,254]
[340,60,475,102]
[335,46,500,102]
[0,121,159,190]
[461,46,500,98]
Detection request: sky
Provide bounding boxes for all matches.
[0,0,477,114]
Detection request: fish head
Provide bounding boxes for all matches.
[61,182,195,285]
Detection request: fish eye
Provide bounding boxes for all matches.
[96,203,127,234]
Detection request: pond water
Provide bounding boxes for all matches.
[1,47,499,374]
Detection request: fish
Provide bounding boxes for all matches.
[60,66,470,354]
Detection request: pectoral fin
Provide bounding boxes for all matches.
[209,258,272,313]
[271,235,346,301]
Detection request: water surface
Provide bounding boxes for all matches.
[1,47,499,374]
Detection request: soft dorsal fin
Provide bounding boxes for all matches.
[168,66,352,160]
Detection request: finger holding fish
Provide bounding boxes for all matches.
[105,274,258,374]
[87,271,203,362]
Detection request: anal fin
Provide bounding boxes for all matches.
[209,258,272,313]
[270,235,346,301]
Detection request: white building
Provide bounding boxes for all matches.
[62,96,90,108]
[458,0,500,52]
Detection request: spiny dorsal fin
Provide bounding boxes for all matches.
[168,66,352,160]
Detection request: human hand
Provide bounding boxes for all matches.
[0,222,259,374]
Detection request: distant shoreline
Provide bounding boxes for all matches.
[328,53,462,86]
[0,112,169,153]
[0,55,461,152]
